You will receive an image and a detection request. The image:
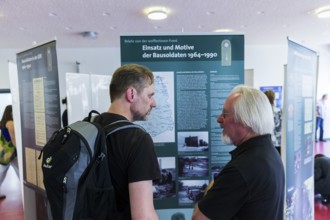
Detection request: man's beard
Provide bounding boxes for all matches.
[132,111,147,121]
[132,107,152,121]
[221,133,233,145]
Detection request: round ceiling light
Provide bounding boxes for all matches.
[213,29,234,33]
[315,6,330,18]
[148,10,167,20]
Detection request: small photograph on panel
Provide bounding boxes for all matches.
[177,131,209,152]
[153,157,176,200]
[178,179,209,205]
[178,156,209,178]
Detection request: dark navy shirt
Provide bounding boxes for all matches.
[1,127,11,142]
[199,134,285,220]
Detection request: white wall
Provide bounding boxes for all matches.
[0,49,16,89]
[0,45,288,90]
[1,44,330,138]
[56,47,120,101]
[245,45,287,89]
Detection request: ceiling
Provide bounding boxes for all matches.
[1,0,330,49]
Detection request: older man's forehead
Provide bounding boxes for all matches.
[224,93,237,107]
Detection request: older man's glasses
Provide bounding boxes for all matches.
[221,109,233,118]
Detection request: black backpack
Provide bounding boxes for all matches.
[41,110,143,220]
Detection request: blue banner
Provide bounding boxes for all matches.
[285,40,318,220]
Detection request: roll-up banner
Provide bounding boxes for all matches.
[121,34,244,218]
[284,39,318,220]
[16,40,60,190]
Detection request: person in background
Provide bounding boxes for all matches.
[314,154,330,204]
[192,85,285,220]
[0,105,19,199]
[94,64,160,219]
[61,97,68,127]
[316,94,328,142]
[264,90,282,153]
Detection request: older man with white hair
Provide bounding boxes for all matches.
[193,85,285,220]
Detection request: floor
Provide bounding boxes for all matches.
[0,166,24,220]
[0,141,330,220]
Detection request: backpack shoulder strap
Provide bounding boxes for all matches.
[104,120,145,137]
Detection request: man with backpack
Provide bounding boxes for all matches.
[42,64,161,220]
[94,64,161,219]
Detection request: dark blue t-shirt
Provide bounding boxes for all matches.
[1,127,11,142]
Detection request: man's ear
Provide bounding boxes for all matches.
[126,87,135,102]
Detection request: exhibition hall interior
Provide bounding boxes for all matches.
[1,1,330,219]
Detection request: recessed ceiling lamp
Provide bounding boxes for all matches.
[314,6,330,18]
[213,29,234,33]
[82,31,98,39]
[144,7,169,20]
[148,10,167,20]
